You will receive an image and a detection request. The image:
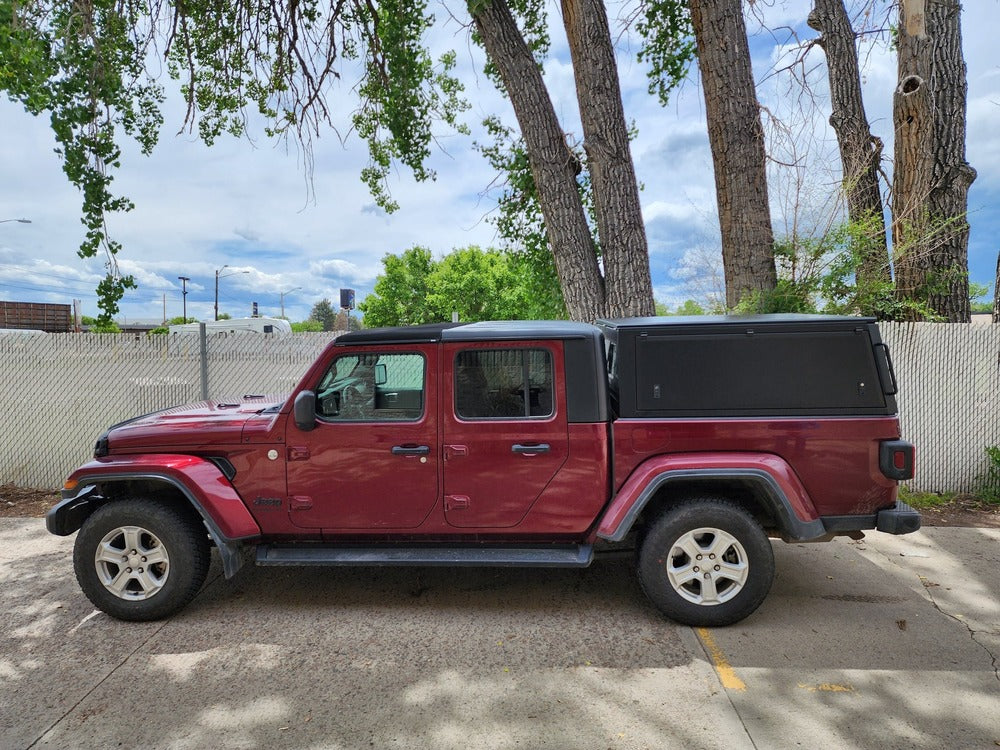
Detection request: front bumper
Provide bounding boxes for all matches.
[46,484,100,536]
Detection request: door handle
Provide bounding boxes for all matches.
[392,445,431,456]
[511,443,550,455]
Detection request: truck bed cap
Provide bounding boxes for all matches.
[598,314,876,329]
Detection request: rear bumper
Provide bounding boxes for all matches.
[876,500,922,535]
[820,500,921,536]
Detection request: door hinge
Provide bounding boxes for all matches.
[287,445,310,461]
[289,495,313,510]
[444,444,468,461]
[444,494,470,511]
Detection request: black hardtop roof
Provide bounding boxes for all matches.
[335,320,602,346]
[597,313,876,330]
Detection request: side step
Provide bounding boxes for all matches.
[256,543,594,568]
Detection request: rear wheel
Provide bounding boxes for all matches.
[638,499,774,627]
[73,499,210,621]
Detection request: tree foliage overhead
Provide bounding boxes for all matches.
[634,0,696,107]
[2,0,700,326]
[0,0,467,325]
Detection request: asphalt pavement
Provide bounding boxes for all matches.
[1,518,997,749]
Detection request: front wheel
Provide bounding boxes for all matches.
[637,499,774,627]
[73,499,210,621]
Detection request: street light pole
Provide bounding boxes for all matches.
[280,286,302,318]
[214,265,227,321]
[0,218,31,224]
[214,265,250,320]
[178,276,190,322]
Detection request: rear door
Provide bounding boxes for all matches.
[441,342,568,528]
[285,344,438,530]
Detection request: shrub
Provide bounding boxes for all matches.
[975,446,1000,505]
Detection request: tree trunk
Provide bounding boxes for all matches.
[561,0,654,317]
[993,252,1000,324]
[893,0,976,322]
[926,0,976,322]
[471,0,606,321]
[807,0,891,304]
[688,0,777,310]
[892,0,935,319]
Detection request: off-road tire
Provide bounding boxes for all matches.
[73,498,210,621]
[637,499,774,627]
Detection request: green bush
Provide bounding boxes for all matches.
[976,446,1000,505]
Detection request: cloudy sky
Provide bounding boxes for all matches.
[2,0,998,324]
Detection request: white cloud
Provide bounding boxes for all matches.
[642,200,700,225]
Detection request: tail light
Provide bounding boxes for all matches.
[879,440,914,481]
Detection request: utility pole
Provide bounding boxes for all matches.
[215,265,249,320]
[993,252,999,324]
[214,266,225,321]
[178,276,190,323]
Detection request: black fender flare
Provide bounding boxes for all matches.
[47,475,251,579]
[597,468,828,542]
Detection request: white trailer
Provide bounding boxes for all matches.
[168,317,292,336]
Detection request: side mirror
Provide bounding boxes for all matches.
[293,390,317,431]
[375,363,387,386]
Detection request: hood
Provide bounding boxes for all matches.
[101,397,284,454]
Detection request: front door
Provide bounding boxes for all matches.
[442,342,568,528]
[285,345,438,530]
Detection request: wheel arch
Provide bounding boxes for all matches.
[48,457,260,579]
[597,456,827,543]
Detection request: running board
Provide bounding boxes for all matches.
[256,543,594,568]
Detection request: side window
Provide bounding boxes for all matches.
[455,349,553,420]
[316,352,424,421]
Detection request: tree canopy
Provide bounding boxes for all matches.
[309,299,338,331]
[359,245,558,327]
[1,1,982,324]
[1,0,467,325]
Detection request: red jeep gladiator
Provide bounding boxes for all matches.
[48,315,918,626]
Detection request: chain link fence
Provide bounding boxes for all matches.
[1,322,998,493]
[1,331,331,487]
[880,322,1000,494]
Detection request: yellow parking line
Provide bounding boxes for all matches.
[696,628,746,691]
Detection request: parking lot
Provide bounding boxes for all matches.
[1,518,998,749]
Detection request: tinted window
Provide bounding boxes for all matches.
[316,352,424,421]
[455,349,553,419]
[635,331,885,414]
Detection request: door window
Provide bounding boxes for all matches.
[454,349,553,420]
[316,352,425,421]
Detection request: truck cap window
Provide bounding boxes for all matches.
[454,348,553,420]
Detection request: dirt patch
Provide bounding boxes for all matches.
[3,484,999,528]
[0,485,59,518]
[914,493,1000,529]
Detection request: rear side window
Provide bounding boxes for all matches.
[455,349,553,420]
[635,330,886,415]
